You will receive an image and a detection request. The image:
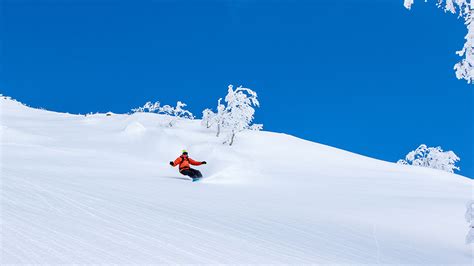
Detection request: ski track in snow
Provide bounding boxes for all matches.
[1,98,473,264]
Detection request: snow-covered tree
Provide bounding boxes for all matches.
[131,101,161,113]
[221,85,260,146]
[201,108,216,129]
[200,85,263,143]
[160,101,194,127]
[397,144,460,173]
[215,98,226,137]
[201,98,226,136]
[404,0,474,84]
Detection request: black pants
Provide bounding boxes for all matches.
[180,168,202,179]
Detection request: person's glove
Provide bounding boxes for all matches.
[169,161,174,166]
[201,161,207,164]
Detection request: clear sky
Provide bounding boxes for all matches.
[1,0,472,177]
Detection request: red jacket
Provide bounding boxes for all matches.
[172,155,203,171]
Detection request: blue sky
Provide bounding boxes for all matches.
[1,0,472,177]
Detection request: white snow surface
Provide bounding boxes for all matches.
[1,98,473,264]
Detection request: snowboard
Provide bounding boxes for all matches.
[192,177,202,182]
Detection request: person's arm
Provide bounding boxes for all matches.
[170,157,182,167]
[189,158,206,166]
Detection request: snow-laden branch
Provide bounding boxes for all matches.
[404,0,470,14]
[404,0,474,84]
[454,10,474,82]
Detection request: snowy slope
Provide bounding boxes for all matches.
[1,97,472,264]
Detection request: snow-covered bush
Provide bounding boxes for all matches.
[404,0,474,84]
[160,101,194,127]
[397,144,460,173]
[132,100,194,127]
[131,101,161,113]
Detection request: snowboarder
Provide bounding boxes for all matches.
[169,150,207,181]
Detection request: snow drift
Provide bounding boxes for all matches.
[0,97,472,263]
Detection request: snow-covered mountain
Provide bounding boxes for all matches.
[1,97,472,264]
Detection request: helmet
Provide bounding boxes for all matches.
[182,149,188,155]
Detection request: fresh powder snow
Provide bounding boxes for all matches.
[1,97,472,263]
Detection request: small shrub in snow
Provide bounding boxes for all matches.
[397,144,460,173]
[132,100,194,127]
[131,101,161,113]
[160,101,194,127]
